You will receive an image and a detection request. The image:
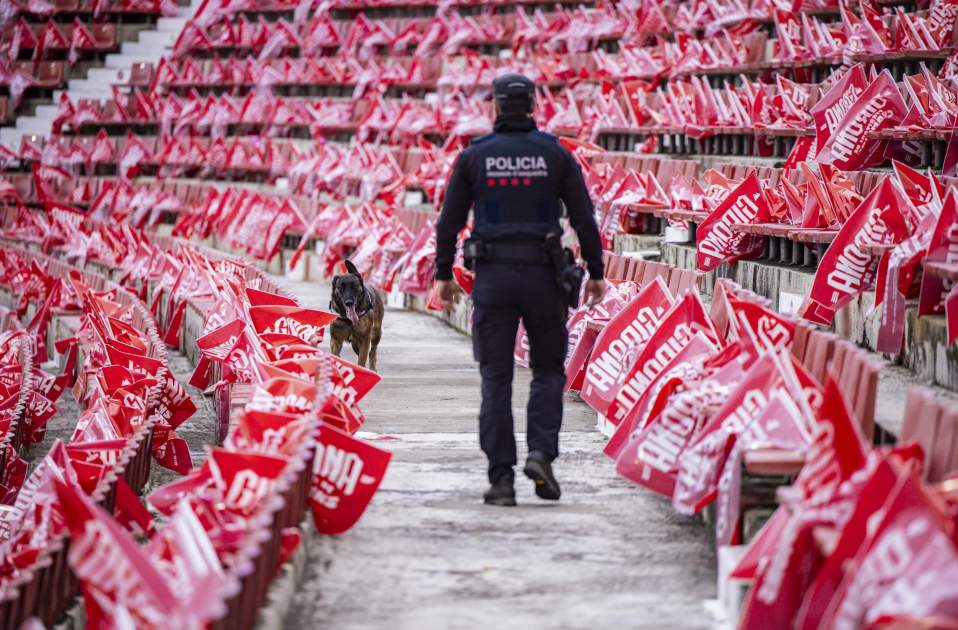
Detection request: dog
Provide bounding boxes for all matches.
[329,259,385,371]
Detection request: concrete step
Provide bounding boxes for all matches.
[105,50,167,70]
[103,53,138,69]
[61,90,99,100]
[137,30,177,48]
[0,128,23,148]
[33,104,59,119]
[14,117,50,134]
[156,16,189,32]
[87,67,122,81]
[117,42,162,59]
[63,81,106,96]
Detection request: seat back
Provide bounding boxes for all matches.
[804,329,836,383]
[855,357,879,441]
[92,23,118,49]
[930,408,958,483]
[900,388,958,482]
[900,388,942,481]
[129,62,154,87]
[37,61,64,86]
[825,341,879,440]
[790,321,812,364]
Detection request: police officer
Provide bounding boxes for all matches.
[433,74,606,506]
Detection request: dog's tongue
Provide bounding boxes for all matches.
[346,304,359,324]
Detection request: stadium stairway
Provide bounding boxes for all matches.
[0,3,201,148]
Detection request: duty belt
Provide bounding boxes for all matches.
[484,242,551,264]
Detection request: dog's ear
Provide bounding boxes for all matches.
[343,259,361,279]
[330,276,340,305]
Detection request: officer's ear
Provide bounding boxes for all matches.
[344,259,362,281]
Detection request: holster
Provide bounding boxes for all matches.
[462,237,486,271]
[544,234,585,309]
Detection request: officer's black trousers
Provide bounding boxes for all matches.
[471,260,568,484]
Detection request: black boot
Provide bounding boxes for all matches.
[523,451,561,500]
[483,474,516,506]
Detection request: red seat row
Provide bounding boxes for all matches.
[8,0,177,18]
[0,61,64,88]
[1,19,118,62]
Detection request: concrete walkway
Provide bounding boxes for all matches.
[281,278,715,630]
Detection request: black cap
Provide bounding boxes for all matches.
[492,73,535,104]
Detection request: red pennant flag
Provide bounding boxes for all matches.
[68,18,96,65]
[604,291,719,426]
[310,424,391,535]
[816,70,908,170]
[696,173,770,271]
[810,64,867,151]
[800,177,913,325]
[918,189,958,316]
[580,277,675,416]
[247,305,337,344]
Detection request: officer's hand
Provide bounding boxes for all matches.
[435,280,462,309]
[584,279,607,307]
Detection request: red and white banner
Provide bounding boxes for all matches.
[800,177,914,325]
[310,424,391,535]
[816,70,908,171]
[696,173,770,271]
[580,277,674,415]
[603,290,719,426]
